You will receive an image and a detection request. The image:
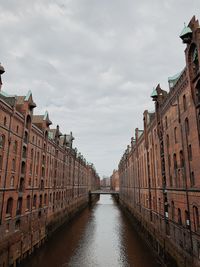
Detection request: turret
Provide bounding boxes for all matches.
[0,63,5,91]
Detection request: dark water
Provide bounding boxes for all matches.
[22,195,160,267]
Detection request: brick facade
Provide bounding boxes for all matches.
[0,74,99,266]
[118,16,200,267]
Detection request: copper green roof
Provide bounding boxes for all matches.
[150,88,157,98]
[179,25,192,38]
[168,69,184,88]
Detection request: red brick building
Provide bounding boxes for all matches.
[0,67,99,266]
[118,16,200,267]
[110,169,119,192]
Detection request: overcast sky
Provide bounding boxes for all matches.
[0,1,200,177]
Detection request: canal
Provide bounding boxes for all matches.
[21,195,160,267]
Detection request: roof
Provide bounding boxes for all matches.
[168,69,184,88]
[151,88,157,98]
[0,90,16,106]
[179,25,192,38]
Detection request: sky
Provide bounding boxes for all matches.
[0,0,200,177]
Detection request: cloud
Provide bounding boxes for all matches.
[0,0,200,176]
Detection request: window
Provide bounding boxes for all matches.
[3,117,7,126]
[178,208,182,225]
[174,127,177,143]
[188,145,192,161]
[26,195,30,210]
[6,198,13,215]
[33,195,37,208]
[13,141,18,154]
[15,219,20,230]
[193,206,200,232]
[196,80,200,105]
[19,178,24,192]
[44,193,47,205]
[180,150,184,168]
[0,135,5,149]
[185,210,190,228]
[22,146,26,158]
[190,171,195,187]
[21,161,25,174]
[12,158,16,171]
[39,194,42,208]
[165,116,168,129]
[24,131,28,144]
[173,153,177,171]
[16,125,19,134]
[166,135,170,152]
[26,115,31,130]
[185,118,190,135]
[183,95,187,111]
[16,197,23,215]
[10,176,14,187]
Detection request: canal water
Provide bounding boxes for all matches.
[21,195,160,267]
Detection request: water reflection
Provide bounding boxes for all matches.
[21,195,159,267]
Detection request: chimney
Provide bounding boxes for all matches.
[0,63,5,91]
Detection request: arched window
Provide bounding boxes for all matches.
[193,206,200,232]
[6,197,13,215]
[22,146,26,159]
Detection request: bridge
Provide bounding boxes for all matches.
[90,190,119,195]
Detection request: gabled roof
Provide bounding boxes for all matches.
[16,90,36,108]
